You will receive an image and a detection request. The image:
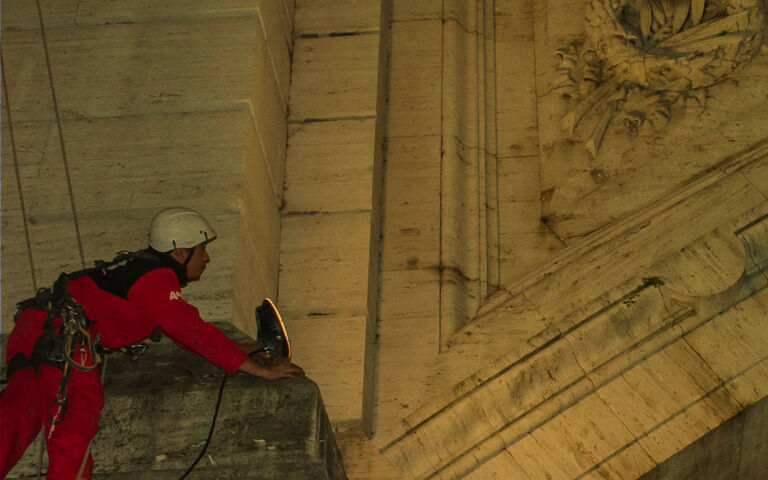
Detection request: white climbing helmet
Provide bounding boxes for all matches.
[148,207,217,252]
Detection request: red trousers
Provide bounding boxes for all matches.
[1,310,103,480]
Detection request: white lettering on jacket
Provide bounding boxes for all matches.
[169,290,183,301]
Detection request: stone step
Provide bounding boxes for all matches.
[7,323,346,480]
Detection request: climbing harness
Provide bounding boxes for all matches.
[9,248,219,478]
[10,250,164,424]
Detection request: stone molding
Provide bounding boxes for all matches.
[553,0,767,157]
[378,139,768,479]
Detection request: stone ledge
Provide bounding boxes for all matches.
[7,322,346,480]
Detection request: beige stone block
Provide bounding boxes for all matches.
[380,340,588,476]
[442,19,479,146]
[423,434,513,480]
[284,119,376,213]
[477,376,595,475]
[496,153,559,282]
[42,17,262,119]
[61,110,248,217]
[1,110,35,329]
[648,227,746,297]
[498,155,542,206]
[383,390,502,479]
[440,271,482,339]
[281,0,294,30]
[295,0,380,35]
[35,0,287,27]
[376,268,440,431]
[239,125,282,276]
[741,155,768,198]
[1,0,39,31]
[530,394,637,478]
[496,53,538,158]
[440,135,482,334]
[581,442,656,480]
[335,431,403,480]
[288,314,367,423]
[278,212,372,317]
[495,5,538,158]
[566,287,673,373]
[596,341,721,436]
[495,0,533,17]
[379,135,441,271]
[390,1,441,22]
[462,448,531,480]
[386,20,442,137]
[499,231,565,286]
[685,294,768,404]
[9,121,82,282]
[289,34,379,121]
[252,19,289,193]
[378,268,440,321]
[638,386,741,464]
[232,247,276,340]
[255,0,293,106]
[441,136,481,272]
[36,1,291,107]
[1,30,56,122]
[376,353,441,439]
[527,173,766,325]
[506,434,574,479]
[435,295,551,394]
[443,0,478,32]
[724,360,768,412]
[232,125,282,337]
[596,341,742,463]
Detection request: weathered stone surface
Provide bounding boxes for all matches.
[0,103,36,311]
[6,323,346,480]
[385,20,442,138]
[0,1,290,347]
[288,35,380,121]
[377,143,768,479]
[278,212,372,318]
[294,0,381,35]
[284,119,377,214]
[534,0,768,241]
[639,393,768,480]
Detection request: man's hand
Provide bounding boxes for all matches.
[259,359,305,380]
[238,357,305,380]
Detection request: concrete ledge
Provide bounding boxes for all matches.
[7,323,346,480]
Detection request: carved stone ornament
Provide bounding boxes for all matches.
[554,0,767,158]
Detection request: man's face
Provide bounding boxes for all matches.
[185,243,210,282]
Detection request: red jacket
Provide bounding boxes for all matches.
[65,269,249,375]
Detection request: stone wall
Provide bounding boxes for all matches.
[0,0,295,338]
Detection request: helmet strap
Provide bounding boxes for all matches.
[183,246,197,267]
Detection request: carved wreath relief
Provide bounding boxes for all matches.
[554,0,767,158]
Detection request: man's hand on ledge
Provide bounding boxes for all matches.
[239,357,305,380]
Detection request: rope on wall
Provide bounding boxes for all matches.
[0,52,39,290]
[34,0,86,270]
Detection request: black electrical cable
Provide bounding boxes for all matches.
[178,373,228,480]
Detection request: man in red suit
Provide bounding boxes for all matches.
[0,207,303,479]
